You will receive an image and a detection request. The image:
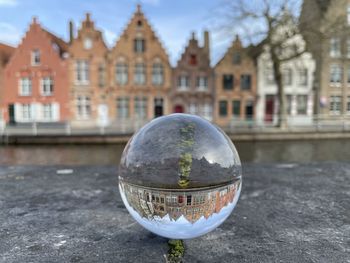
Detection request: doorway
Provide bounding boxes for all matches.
[8,104,15,124]
[265,95,275,122]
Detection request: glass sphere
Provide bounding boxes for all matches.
[118,114,242,239]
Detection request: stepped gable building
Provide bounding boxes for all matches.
[214,35,257,127]
[68,13,109,127]
[0,43,15,124]
[301,0,350,116]
[109,5,172,124]
[2,18,69,124]
[171,31,214,121]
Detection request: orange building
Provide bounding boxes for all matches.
[109,5,172,125]
[2,18,70,124]
[0,42,15,125]
[68,14,109,127]
[214,36,257,127]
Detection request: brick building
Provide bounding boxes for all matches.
[0,43,15,126]
[2,18,69,124]
[68,14,109,127]
[214,36,257,127]
[171,32,214,121]
[301,0,350,116]
[109,5,172,125]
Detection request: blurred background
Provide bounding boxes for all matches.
[0,0,349,165]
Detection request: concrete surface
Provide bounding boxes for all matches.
[0,163,349,263]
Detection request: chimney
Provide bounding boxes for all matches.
[204,30,210,55]
[69,20,74,44]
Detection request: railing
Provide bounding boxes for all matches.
[1,115,350,137]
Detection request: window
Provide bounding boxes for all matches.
[75,60,89,84]
[134,63,146,85]
[134,97,147,119]
[186,195,192,205]
[41,77,53,96]
[117,97,129,119]
[298,68,308,86]
[223,74,234,90]
[22,104,32,121]
[330,64,342,84]
[233,52,241,64]
[178,195,184,204]
[348,5,350,25]
[83,38,93,50]
[202,103,212,120]
[240,74,251,90]
[265,67,275,84]
[189,103,197,115]
[283,68,292,86]
[116,63,128,85]
[76,96,91,119]
[98,64,105,87]
[330,37,341,58]
[347,39,350,58]
[330,96,342,114]
[245,100,254,120]
[137,20,143,27]
[286,95,293,115]
[134,39,145,53]
[152,63,164,85]
[297,95,308,115]
[43,104,53,120]
[177,75,189,90]
[347,67,350,84]
[347,96,350,114]
[197,76,208,90]
[31,49,40,66]
[219,100,228,116]
[19,77,32,96]
[232,100,241,117]
[189,54,197,65]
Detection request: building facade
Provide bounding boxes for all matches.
[256,40,315,126]
[68,14,109,127]
[109,5,172,127]
[214,36,257,127]
[301,0,350,117]
[2,18,69,124]
[0,43,15,127]
[171,32,214,121]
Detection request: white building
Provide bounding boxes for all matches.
[256,37,315,126]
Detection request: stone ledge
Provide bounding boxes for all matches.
[0,163,349,262]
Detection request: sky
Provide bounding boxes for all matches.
[0,0,238,65]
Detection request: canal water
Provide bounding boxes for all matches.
[0,139,349,165]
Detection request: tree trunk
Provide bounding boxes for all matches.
[271,52,287,129]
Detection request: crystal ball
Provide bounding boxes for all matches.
[118,114,242,239]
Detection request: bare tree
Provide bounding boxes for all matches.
[215,0,306,128]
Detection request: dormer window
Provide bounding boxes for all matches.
[31,49,40,66]
[189,54,197,65]
[84,37,93,50]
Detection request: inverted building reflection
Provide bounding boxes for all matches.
[119,179,241,224]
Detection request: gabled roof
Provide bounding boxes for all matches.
[42,29,69,54]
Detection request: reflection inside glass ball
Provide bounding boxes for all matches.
[118,114,242,239]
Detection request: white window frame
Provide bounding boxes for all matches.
[347,96,350,114]
[19,77,32,96]
[330,96,342,115]
[197,76,208,91]
[152,63,164,85]
[117,97,129,119]
[41,77,54,96]
[22,104,32,121]
[134,63,146,85]
[298,68,308,86]
[75,60,89,85]
[178,75,189,90]
[347,5,350,25]
[43,104,53,121]
[134,97,148,119]
[330,64,342,86]
[76,96,91,120]
[116,63,128,85]
[330,37,341,58]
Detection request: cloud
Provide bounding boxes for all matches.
[0,22,21,45]
[0,0,18,7]
[103,28,117,47]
